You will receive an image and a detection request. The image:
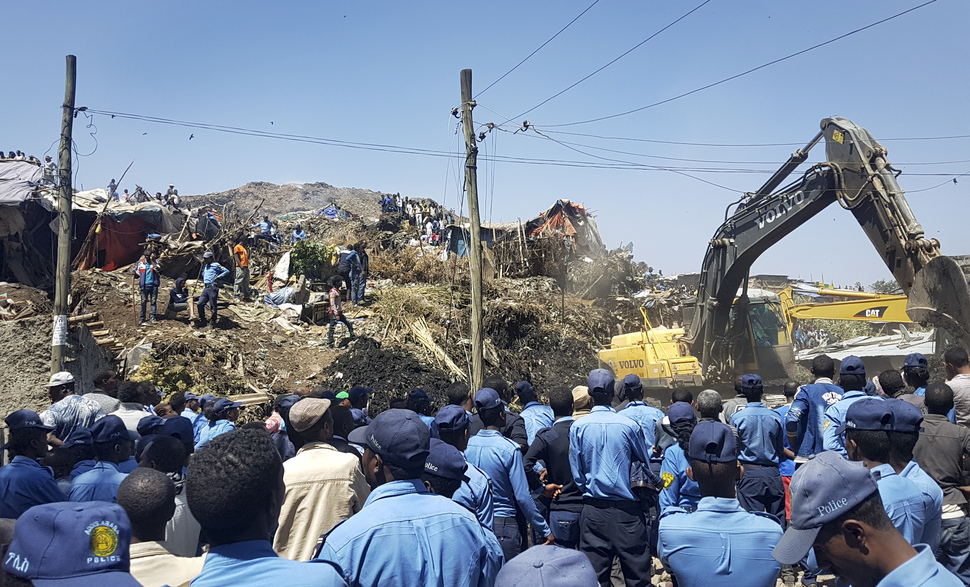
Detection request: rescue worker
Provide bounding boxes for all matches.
[730,374,789,520]
[197,251,229,328]
[658,420,783,586]
[136,252,161,325]
[822,356,876,457]
[291,223,307,244]
[786,354,842,458]
[0,410,65,518]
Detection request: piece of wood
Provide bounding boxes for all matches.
[52,55,76,375]
[68,312,98,324]
[90,329,110,337]
[460,68,484,392]
[95,337,117,345]
[84,321,104,329]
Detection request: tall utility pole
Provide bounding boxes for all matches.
[460,69,484,392]
[51,55,76,374]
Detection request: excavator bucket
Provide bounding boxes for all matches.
[908,255,970,349]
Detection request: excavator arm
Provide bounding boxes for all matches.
[685,117,970,380]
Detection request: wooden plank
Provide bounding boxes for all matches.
[90,329,111,337]
[84,321,104,329]
[95,337,116,345]
[68,313,98,324]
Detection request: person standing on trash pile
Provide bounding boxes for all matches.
[326,275,355,349]
[252,213,279,245]
[197,251,229,329]
[232,236,252,303]
[354,241,369,305]
[169,277,198,323]
[136,251,161,325]
[336,244,360,302]
[291,223,307,244]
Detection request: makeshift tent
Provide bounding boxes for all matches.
[523,200,604,254]
[0,160,42,205]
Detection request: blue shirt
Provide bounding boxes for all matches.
[291,230,307,243]
[70,459,97,479]
[872,463,926,544]
[69,461,127,503]
[569,405,651,502]
[730,402,787,466]
[117,457,138,473]
[659,443,701,513]
[316,479,503,587]
[187,411,207,443]
[775,404,796,476]
[914,387,958,422]
[520,402,554,446]
[452,462,495,531]
[256,220,274,235]
[417,414,439,439]
[0,456,66,518]
[192,539,345,587]
[877,543,963,586]
[621,401,665,449]
[196,420,235,450]
[901,461,944,553]
[201,262,230,286]
[466,430,550,537]
[822,390,880,457]
[658,496,783,587]
[786,379,842,457]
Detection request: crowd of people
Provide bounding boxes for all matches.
[106,179,183,210]
[381,194,455,247]
[2,150,58,184]
[2,348,970,586]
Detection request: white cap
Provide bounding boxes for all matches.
[44,371,75,387]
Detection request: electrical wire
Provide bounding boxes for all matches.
[475,0,602,99]
[498,0,714,127]
[537,0,939,128]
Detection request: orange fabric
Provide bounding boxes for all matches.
[233,244,249,267]
[77,216,153,271]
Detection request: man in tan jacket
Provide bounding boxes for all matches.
[273,397,370,561]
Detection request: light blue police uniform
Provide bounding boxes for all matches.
[70,459,97,479]
[658,496,783,587]
[659,443,701,513]
[315,479,503,587]
[901,460,944,552]
[730,403,786,465]
[417,413,439,439]
[192,539,346,587]
[466,429,550,536]
[872,463,926,544]
[569,405,651,501]
[68,461,127,503]
[0,456,66,518]
[201,262,230,285]
[822,390,879,457]
[621,401,666,449]
[775,404,796,478]
[520,402,554,446]
[877,544,963,586]
[452,462,495,531]
[785,378,842,457]
[195,420,235,450]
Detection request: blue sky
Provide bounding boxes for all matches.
[4,0,967,286]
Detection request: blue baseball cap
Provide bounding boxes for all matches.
[494,544,598,587]
[474,388,503,411]
[688,421,737,463]
[274,394,301,411]
[63,428,93,449]
[772,451,878,564]
[183,392,199,401]
[136,415,165,436]
[622,374,643,392]
[836,397,894,436]
[840,355,866,376]
[903,352,928,369]
[5,409,54,432]
[161,416,195,454]
[667,402,696,425]
[213,398,242,416]
[741,374,763,392]
[90,416,130,444]
[347,425,369,445]
[887,398,923,434]
[514,381,537,399]
[349,386,372,405]
[2,501,141,586]
[588,369,615,396]
[409,388,432,405]
[435,404,471,433]
[424,438,469,482]
[364,408,431,470]
[198,394,216,408]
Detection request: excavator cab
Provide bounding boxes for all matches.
[721,290,794,381]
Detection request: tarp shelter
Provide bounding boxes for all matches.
[523,200,604,254]
[0,161,54,286]
[0,160,42,205]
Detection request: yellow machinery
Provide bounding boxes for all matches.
[598,307,704,389]
[779,286,911,340]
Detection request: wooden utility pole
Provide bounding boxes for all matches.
[51,55,76,374]
[460,69,484,392]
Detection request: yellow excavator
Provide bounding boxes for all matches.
[600,117,970,385]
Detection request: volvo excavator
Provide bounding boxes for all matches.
[599,117,970,385]
[683,116,970,382]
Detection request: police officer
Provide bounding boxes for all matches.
[888,397,944,553]
[729,374,789,520]
[658,402,701,514]
[435,405,495,530]
[64,427,97,479]
[407,389,439,438]
[196,251,229,329]
[913,382,970,581]
[69,415,132,502]
[658,420,783,586]
[466,388,552,560]
[0,410,65,518]
[569,369,653,586]
[842,398,926,543]
[786,354,842,458]
[822,356,877,457]
[469,375,529,452]
[620,374,665,452]
[773,451,961,587]
[515,381,553,445]
[316,409,503,586]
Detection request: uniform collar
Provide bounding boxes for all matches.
[554,416,574,425]
[523,401,541,409]
[10,455,43,468]
[871,462,897,479]
[209,539,278,561]
[880,544,942,585]
[94,461,121,472]
[591,405,616,413]
[842,390,866,399]
[364,478,428,508]
[901,461,920,477]
[745,402,766,408]
[696,496,745,513]
[476,429,504,438]
[625,401,646,407]
[924,413,951,423]
[814,377,835,385]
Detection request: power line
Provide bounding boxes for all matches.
[498,0,714,127]
[537,0,939,128]
[475,0,602,99]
